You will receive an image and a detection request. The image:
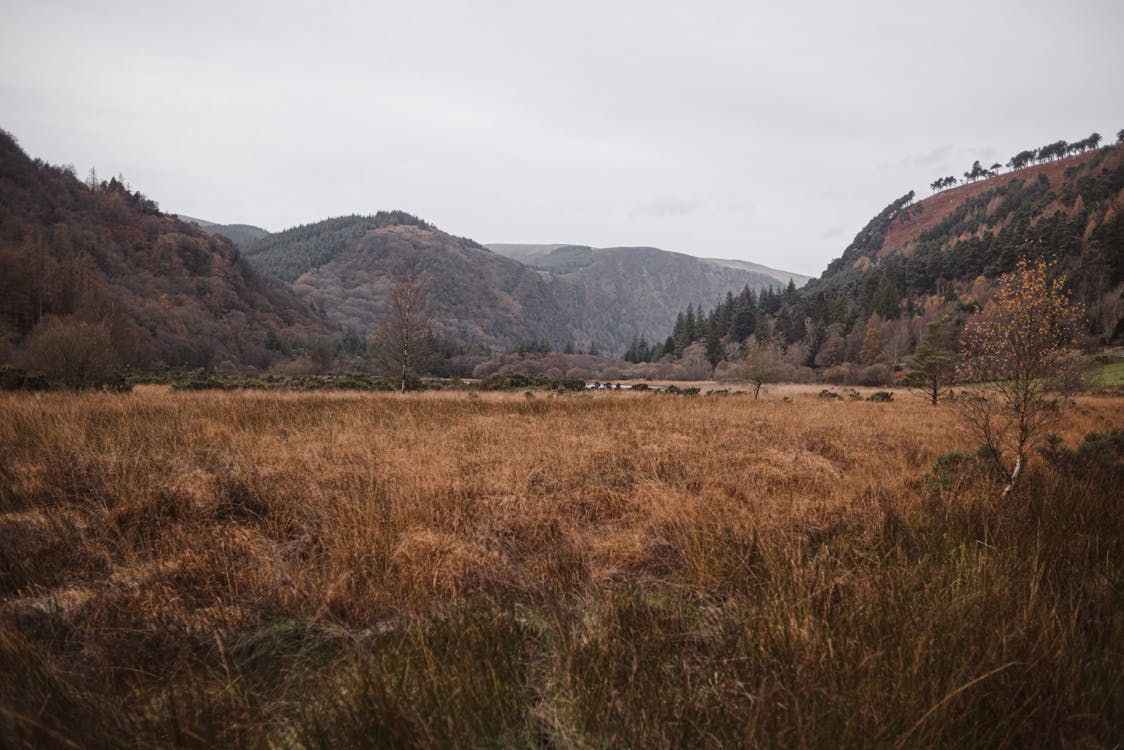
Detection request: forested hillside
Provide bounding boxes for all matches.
[0,130,330,371]
[244,215,576,352]
[245,218,806,355]
[657,135,1124,384]
[176,215,270,250]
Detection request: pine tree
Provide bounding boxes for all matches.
[903,319,957,405]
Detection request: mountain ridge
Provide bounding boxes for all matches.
[243,218,807,354]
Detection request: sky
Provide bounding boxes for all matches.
[2,0,1122,277]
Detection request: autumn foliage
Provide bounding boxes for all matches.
[957,259,1084,492]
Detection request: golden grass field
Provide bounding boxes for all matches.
[1,388,1122,748]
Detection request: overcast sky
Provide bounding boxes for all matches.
[2,0,1122,276]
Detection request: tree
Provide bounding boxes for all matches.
[956,259,1083,495]
[737,339,789,399]
[903,319,957,405]
[370,254,433,393]
[22,315,120,388]
[872,276,900,319]
[859,326,885,365]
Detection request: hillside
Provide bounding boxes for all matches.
[244,215,575,351]
[656,141,1124,375]
[244,219,806,354]
[809,145,1124,321]
[535,246,803,354]
[176,215,270,249]
[0,130,330,369]
[489,243,810,287]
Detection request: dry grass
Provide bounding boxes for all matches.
[1,388,1122,748]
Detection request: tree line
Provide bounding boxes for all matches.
[930,130,1108,192]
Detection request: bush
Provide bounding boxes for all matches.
[1040,430,1124,486]
[867,391,894,402]
[0,364,49,391]
[819,390,842,400]
[21,316,121,389]
[925,445,1005,490]
[478,372,584,392]
[857,364,892,387]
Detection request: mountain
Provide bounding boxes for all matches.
[0,130,330,369]
[488,243,810,287]
[498,245,807,353]
[176,215,270,249]
[244,214,575,351]
[244,219,806,354]
[657,139,1124,371]
[807,144,1124,328]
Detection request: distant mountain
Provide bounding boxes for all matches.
[176,215,270,249]
[488,243,811,287]
[700,257,812,288]
[0,131,330,368]
[244,214,574,351]
[243,218,805,354]
[494,245,807,353]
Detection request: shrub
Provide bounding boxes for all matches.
[857,364,892,387]
[0,364,49,391]
[1040,429,1124,486]
[867,391,894,402]
[925,445,1005,490]
[22,316,121,389]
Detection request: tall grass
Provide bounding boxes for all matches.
[1,389,1121,747]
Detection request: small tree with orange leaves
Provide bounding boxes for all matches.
[957,259,1083,495]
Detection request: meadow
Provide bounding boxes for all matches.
[1,388,1122,748]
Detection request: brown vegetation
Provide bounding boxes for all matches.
[1,389,1122,747]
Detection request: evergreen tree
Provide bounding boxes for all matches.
[873,276,901,320]
[903,319,958,405]
[705,326,722,367]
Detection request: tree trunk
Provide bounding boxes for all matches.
[1002,453,1024,497]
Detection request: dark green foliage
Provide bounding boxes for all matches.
[904,319,959,404]
[477,372,585,391]
[866,391,894,402]
[925,445,1005,490]
[172,373,402,391]
[872,275,901,319]
[0,364,48,391]
[1040,430,1124,487]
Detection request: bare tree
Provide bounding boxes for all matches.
[956,259,1083,495]
[22,315,120,389]
[738,339,790,399]
[370,254,433,393]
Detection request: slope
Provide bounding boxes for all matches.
[246,217,811,354]
[811,145,1124,301]
[244,215,575,351]
[176,214,270,249]
[0,129,330,369]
